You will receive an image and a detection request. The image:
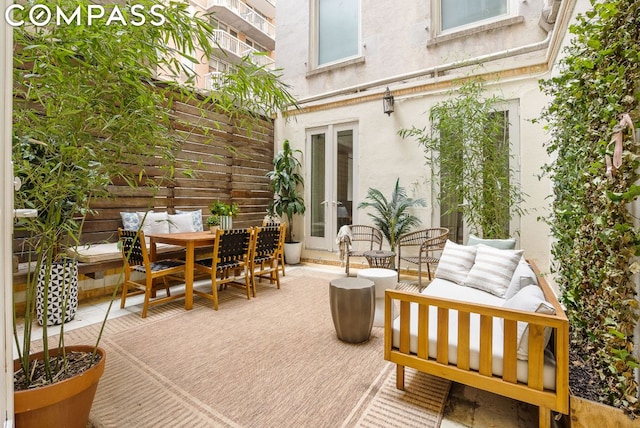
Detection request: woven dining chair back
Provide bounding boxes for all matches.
[118,228,186,318]
[250,225,282,294]
[193,227,254,310]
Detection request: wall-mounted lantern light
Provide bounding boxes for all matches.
[383,87,394,116]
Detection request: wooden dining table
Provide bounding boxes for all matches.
[147,231,215,310]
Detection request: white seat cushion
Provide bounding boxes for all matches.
[392,279,557,390]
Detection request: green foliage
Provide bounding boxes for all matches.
[357,178,426,252]
[539,0,640,415]
[206,215,221,226]
[266,140,306,242]
[399,79,524,239]
[11,0,296,388]
[209,200,239,217]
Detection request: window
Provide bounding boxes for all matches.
[440,0,508,32]
[439,105,519,242]
[316,0,359,66]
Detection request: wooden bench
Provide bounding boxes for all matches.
[384,261,568,428]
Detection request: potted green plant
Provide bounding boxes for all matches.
[266,139,306,264]
[357,178,426,254]
[206,214,221,233]
[10,1,223,425]
[209,200,239,230]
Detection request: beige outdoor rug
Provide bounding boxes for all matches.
[50,269,449,427]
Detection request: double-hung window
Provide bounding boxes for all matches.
[315,0,360,67]
[440,0,509,32]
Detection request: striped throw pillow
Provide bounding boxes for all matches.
[434,240,477,284]
[464,245,524,297]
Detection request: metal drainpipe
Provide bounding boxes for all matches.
[296,0,579,105]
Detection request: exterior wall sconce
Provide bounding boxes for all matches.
[383,87,394,116]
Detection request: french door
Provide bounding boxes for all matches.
[306,123,357,251]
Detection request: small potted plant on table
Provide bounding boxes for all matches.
[209,200,239,230]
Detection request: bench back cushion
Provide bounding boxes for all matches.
[433,240,477,284]
[464,245,523,297]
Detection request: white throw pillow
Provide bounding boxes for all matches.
[467,233,516,250]
[120,212,140,231]
[175,209,203,232]
[434,240,477,284]
[168,213,197,233]
[137,211,170,235]
[505,259,539,299]
[464,245,523,297]
[503,285,556,360]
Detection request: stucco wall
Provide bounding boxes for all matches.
[275,74,554,274]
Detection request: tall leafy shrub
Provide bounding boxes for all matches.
[539,0,640,415]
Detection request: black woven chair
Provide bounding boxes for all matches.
[118,228,186,318]
[396,227,449,286]
[194,228,253,310]
[250,224,284,295]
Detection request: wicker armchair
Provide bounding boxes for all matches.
[396,227,449,286]
[345,225,383,276]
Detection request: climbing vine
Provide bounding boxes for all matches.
[539,0,640,416]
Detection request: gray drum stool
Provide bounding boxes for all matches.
[329,277,375,343]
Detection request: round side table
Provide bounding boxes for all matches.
[364,250,396,269]
[357,268,397,327]
[329,277,375,343]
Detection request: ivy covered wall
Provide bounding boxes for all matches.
[539,0,640,416]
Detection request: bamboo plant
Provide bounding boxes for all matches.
[12,0,297,390]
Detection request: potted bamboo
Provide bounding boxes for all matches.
[267,140,306,264]
[10,1,221,425]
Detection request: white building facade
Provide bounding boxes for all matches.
[274,0,588,274]
[184,0,276,90]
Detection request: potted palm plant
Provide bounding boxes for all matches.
[266,139,306,264]
[357,178,426,255]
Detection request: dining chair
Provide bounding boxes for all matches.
[250,225,283,295]
[193,228,253,310]
[396,227,449,286]
[118,228,186,318]
[344,225,383,276]
[262,220,286,276]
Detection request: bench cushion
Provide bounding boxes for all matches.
[391,278,557,390]
[67,241,184,263]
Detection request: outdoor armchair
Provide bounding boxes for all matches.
[344,225,383,276]
[396,227,449,286]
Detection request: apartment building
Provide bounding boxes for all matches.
[273,0,590,274]
[186,0,276,90]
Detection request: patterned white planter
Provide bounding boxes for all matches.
[219,215,233,230]
[36,258,78,326]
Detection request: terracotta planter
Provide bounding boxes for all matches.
[14,345,106,428]
[209,225,219,234]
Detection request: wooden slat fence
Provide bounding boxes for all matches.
[13,89,275,261]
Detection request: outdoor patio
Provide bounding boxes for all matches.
[15,261,538,428]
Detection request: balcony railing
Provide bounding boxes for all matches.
[207,0,275,39]
[211,29,275,69]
